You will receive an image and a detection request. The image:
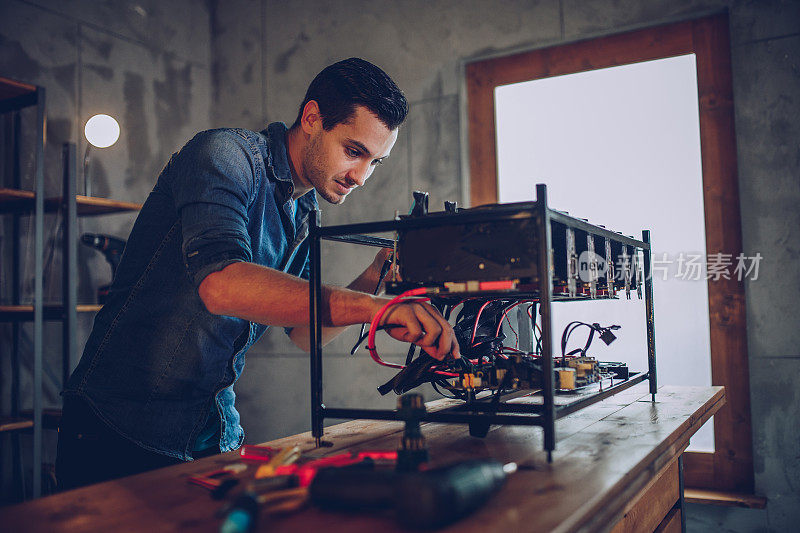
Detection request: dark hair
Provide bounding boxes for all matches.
[292,58,408,131]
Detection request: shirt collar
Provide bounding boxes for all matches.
[263,122,318,211]
[264,122,293,184]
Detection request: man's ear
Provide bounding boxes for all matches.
[301,100,322,134]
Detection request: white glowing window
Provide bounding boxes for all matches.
[494,54,714,451]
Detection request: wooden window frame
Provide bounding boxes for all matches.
[466,13,752,492]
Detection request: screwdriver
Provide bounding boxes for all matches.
[309,458,516,529]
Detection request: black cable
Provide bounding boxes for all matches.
[352,254,394,354]
[453,299,511,357]
[432,380,466,400]
[350,324,402,355]
[431,381,456,399]
[560,321,621,362]
[490,370,513,407]
[405,344,417,366]
[377,353,439,395]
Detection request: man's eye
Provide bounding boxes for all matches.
[371,159,383,166]
[345,147,360,157]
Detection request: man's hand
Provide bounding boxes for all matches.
[366,247,397,294]
[370,246,393,273]
[377,299,459,361]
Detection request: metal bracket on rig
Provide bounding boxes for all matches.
[396,393,429,472]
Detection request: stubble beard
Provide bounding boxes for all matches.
[302,133,345,205]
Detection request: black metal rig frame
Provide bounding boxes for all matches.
[308,184,656,460]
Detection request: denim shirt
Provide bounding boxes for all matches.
[64,123,318,460]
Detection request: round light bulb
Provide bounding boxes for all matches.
[84,114,120,148]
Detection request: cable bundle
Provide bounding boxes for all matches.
[367,295,541,397]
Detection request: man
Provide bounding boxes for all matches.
[57,58,458,490]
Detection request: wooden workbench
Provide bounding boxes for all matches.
[0,384,723,532]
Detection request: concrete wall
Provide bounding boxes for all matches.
[213,1,800,531]
[0,0,212,500]
[0,1,797,529]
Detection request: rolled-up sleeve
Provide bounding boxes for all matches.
[167,130,258,288]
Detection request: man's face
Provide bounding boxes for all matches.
[301,105,398,204]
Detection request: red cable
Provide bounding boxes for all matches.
[524,302,543,340]
[496,302,519,337]
[470,300,494,346]
[428,367,460,377]
[501,347,525,353]
[365,288,461,378]
[496,300,538,350]
[495,300,538,337]
[366,287,429,369]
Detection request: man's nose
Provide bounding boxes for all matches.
[347,161,372,187]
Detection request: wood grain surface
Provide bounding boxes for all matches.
[0,384,723,532]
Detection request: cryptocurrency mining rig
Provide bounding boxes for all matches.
[307,184,656,461]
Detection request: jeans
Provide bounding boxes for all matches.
[55,397,213,491]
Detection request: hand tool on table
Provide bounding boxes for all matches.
[254,445,301,478]
[238,444,277,461]
[219,444,303,533]
[220,487,309,533]
[194,445,299,500]
[272,449,397,486]
[309,458,516,529]
[218,448,397,532]
[187,463,247,495]
[188,446,286,500]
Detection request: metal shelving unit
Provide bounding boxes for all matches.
[1,76,140,499]
[308,183,656,461]
[54,143,141,389]
[0,75,45,498]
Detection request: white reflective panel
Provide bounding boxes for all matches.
[495,54,714,451]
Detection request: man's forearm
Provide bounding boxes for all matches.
[200,259,458,360]
[289,252,388,350]
[198,261,379,327]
